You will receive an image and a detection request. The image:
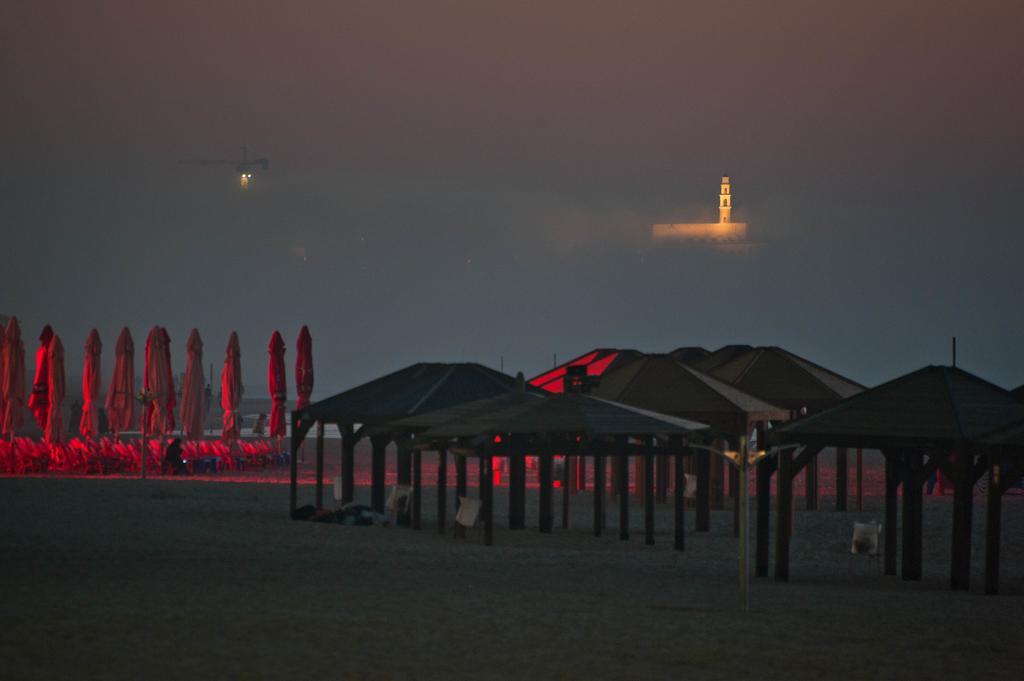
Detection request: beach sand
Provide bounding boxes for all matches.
[1,470,1021,680]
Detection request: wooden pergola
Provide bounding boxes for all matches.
[689,345,866,512]
[770,365,1024,593]
[408,391,708,547]
[592,354,790,575]
[288,362,535,520]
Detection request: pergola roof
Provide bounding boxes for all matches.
[703,346,864,412]
[593,354,789,434]
[772,365,1024,449]
[387,390,543,434]
[296,362,524,427]
[689,344,754,371]
[668,346,710,365]
[528,348,644,393]
[1012,385,1024,402]
[981,418,1024,447]
[421,392,708,440]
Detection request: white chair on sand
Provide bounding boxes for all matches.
[386,485,412,524]
[453,496,482,539]
[683,474,697,500]
[848,521,882,574]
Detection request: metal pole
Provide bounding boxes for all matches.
[739,436,749,612]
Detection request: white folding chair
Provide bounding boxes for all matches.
[849,521,882,574]
[683,473,697,499]
[386,485,412,525]
[454,496,482,539]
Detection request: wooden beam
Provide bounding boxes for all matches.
[673,437,685,551]
[756,457,772,577]
[594,453,605,537]
[950,447,973,590]
[539,452,553,533]
[315,420,325,510]
[455,454,467,512]
[985,451,1002,595]
[774,447,793,581]
[481,454,493,546]
[902,451,923,581]
[804,452,818,511]
[288,414,304,517]
[884,452,899,576]
[835,447,847,511]
[732,463,740,538]
[436,447,447,534]
[644,450,655,546]
[411,449,422,530]
[657,454,669,504]
[617,436,629,541]
[341,424,355,504]
[370,436,388,514]
[696,449,710,533]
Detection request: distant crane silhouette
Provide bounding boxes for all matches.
[179,146,269,188]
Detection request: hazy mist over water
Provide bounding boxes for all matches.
[2,1,1023,395]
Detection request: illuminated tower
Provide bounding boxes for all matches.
[719,175,732,223]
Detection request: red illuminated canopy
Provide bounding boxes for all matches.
[528,349,642,393]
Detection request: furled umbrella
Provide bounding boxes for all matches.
[268,331,287,446]
[179,329,205,441]
[105,327,135,441]
[143,326,171,437]
[79,329,102,439]
[45,334,65,446]
[161,327,176,433]
[28,324,54,430]
[2,316,26,439]
[221,332,242,443]
[295,326,313,410]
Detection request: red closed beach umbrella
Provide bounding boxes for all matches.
[45,334,65,446]
[179,329,205,441]
[268,331,286,439]
[161,327,176,433]
[295,326,313,411]
[143,326,171,436]
[2,316,26,437]
[28,324,54,430]
[105,327,135,440]
[80,329,102,439]
[221,332,242,441]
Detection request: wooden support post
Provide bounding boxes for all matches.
[510,451,526,529]
[884,453,898,575]
[539,452,553,533]
[673,440,685,551]
[711,454,725,510]
[396,442,411,526]
[732,463,740,539]
[411,449,422,530]
[804,451,818,511]
[481,455,493,546]
[756,457,772,577]
[950,447,973,590]
[696,449,710,532]
[656,454,668,504]
[594,453,605,537]
[856,448,864,512]
[370,436,387,514]
[645,451,655,546]
[341,424,355,504]
[315,421,325,509]
[774,448,793,581]
[436,447,447,534]
[288,414,301,517]
[455,454,467,511]
[635,455,645,506]
[836,447,847,511]
[902,451,923,581]
[985,452,1002,595]
[617,436,629,541]
[577,455,587,493]
[562,454,571,529]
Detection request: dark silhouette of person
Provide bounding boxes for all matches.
[162,438,188,475]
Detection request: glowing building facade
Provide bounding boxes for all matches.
[652,175,748,242]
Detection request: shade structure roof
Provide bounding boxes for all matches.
[383,389,544,435]
[689,344,754,372]
[528,348,644,393]
[592,354,790,435]
[1012,385,1024,402]
[669,346,710,365]
[772,365,1024,449]
[296,363,526,428]
[421,391,708,440]
[981,418,1024,447]
[701,346,864,412]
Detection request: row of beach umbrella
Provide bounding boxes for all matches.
[0,317,314,448]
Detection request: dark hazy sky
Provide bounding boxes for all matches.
[3,1,1023,396]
